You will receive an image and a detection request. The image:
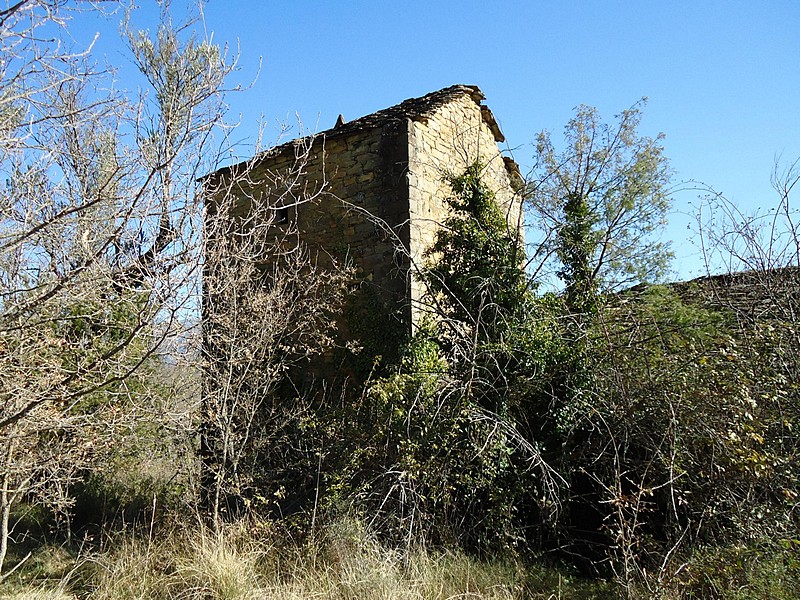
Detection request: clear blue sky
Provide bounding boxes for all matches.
[74,1,800,281]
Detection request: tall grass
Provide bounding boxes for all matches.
[5,518,577,599]
[27,515,800,598]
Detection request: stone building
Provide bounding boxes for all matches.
[204,85,523,366]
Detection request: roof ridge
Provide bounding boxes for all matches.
[309,84,485,139]
[204,84,500,180]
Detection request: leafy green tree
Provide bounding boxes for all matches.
[331,164,564,552]
[529,100,672,314]
[521,102,677,577]
[426,163,527,327]
[424,162,548,416]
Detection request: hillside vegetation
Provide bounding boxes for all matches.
[1,2,798,599]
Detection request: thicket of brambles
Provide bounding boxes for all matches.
[1,2,798,598]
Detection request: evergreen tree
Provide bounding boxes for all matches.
[424,162,534,415]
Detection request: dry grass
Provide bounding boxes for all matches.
[1,518,540,599]
[72,522,269,600]
[11,521,790,600]
[1,589,75,600]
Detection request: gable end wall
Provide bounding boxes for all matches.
[406,94,523,325]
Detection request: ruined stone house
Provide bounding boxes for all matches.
[204,85,523,373]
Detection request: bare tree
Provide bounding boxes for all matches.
[0,0,236,574]
[200,153,352,526]
[695,157,800,276]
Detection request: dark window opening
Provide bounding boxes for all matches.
[273,206,289,224]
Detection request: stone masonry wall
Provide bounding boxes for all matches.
[406,94,523,325]
[205,86,523,374]
[212,122,411,309]
[206,119,414,383]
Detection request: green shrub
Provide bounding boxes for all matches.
[680,540,800,599]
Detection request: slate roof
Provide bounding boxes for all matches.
[325,84,505,143]
[619,266,800,323]
[672,266,800,321]
[206,85,505,180]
